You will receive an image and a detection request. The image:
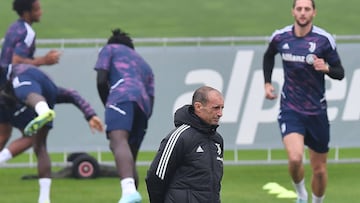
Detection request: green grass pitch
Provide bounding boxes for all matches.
[1,0,359,38]
[1,163,360,203]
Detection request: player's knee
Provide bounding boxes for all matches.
[288,153,303,167]
[312,165,327,178]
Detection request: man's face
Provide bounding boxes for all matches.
[29,0,42,23]
[195,91,224,126]
[292,0,316,27]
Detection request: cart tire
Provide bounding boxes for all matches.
[72,154,99,179]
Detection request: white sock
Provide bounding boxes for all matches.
[121,177,137,196]
[312,193,325,203]
[35,101,51,115]
[293,179,308,200]
[38,178,51,203]
[0,148,13,164]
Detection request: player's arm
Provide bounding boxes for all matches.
[56,86,104,133]
[326,60,345,80]
[145,134,184,203]
[313,55,344,80]
[12,50,61,66]
[96,69,109,106]
[149,96,155,117]
[263,42,278,99]
[147,76,155,117]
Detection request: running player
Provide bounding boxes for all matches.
[94,28,155,203]
[263,0,345,202]
[0,0,60,68]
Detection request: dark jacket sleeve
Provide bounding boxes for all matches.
[56,86,96,121]
[263,42,278,84]
[326,60,345,80]
[145,133,184,203]
[96,69,109,106]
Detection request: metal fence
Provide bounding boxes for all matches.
[1,35,357,47]
[1,146,360,169]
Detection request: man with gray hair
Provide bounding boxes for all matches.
[146,86,224,203]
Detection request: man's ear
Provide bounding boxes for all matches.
[193,102,202,111]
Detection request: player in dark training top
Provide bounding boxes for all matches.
[263,0,344,203]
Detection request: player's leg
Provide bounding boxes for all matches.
[128,103,147,188]
[106,102,141,203]
[23,93,55,135]
[279,110,308,202]
[0,107,13,163]
[305,113,329,203]
[6,136,33,157]
[283,133,306,182]
[129,143,140,188]
[0,123,12,151]
[308,149,327,203]
[12,71,56,136]
[0,123,13,163]
[109,129,141,203]
[3,106,39,162]
[109,129,133,178]
[283,133,308,202]
[33,127,51,203]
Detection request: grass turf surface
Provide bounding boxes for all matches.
[1,0,359,38]
[2,149,360,202]
[1,163,360,203]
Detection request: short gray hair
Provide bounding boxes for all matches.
[192,86,217,106]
